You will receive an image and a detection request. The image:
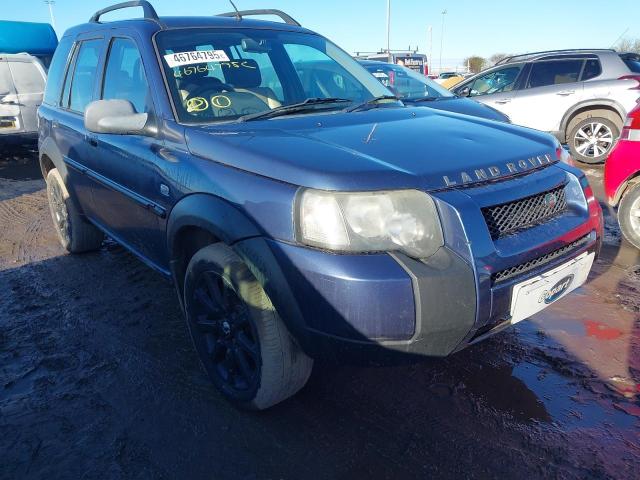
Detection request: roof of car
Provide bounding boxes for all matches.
[62,15,312,39]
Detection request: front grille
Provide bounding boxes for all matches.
[492,234,591,284]
[482,185,567,239]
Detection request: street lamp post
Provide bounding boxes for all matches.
[439,9,447,75]
[44,0,56,29]
[386,0,391,62]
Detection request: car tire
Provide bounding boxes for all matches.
[45,168,104,253]
[568,116,619,164]
[618,183,640,250]
[183,243,313,410]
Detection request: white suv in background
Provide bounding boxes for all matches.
[0,53,47,143]
[452,49,640,164]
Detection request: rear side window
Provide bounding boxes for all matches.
[8,61,45,94]
[43,36,73,106]
[581,59,602,81]
[526,60,582,88]
[68,39,102,113]
[620,53,640,73]
[102,38,151,113]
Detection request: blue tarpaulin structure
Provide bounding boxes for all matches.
[0,20,58,55]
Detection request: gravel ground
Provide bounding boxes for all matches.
[0,143,638,480]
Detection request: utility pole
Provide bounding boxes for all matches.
[44,0,56,29]
[439,9,447,75]
[386,0,391,62]
[428,25,433,75]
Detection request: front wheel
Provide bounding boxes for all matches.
[618,183,640,250]
[568,117,619,164]
[183,244,313,410]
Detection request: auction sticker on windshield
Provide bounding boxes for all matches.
[509,252,595,324]
[164,50,230,68]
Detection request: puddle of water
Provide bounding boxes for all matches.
[512,362,636,429]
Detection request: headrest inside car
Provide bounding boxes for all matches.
[223,59,262,88]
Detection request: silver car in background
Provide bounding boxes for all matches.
[0,53,47,142]
[452,49,640,164]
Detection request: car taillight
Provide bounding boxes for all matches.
[618,75,640,90]
[620,104,640,142]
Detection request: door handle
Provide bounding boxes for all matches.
[88,137,98,147]
[52,120,59,129]
[556,90,575,96]
[495,98,511,104]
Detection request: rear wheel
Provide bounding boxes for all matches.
[183,243,313,410]
[568,117,619,164]
[45,168,104,253]
[618,183,640,250]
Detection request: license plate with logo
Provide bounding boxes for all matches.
[509,252,595,324]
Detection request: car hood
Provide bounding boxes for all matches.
[411,97,509,123]
[185,107,559,191]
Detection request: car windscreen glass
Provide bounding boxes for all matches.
[155,28,392,123]
[7,61,45,94]
[0,61,13,95]
[364,63,454,100]
[620,53,640,73]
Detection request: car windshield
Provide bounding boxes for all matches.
[155,28,393,123]
[364,63,454,100]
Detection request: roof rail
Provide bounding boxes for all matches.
[496,48,616,65]
[89,1,164,28]
[217,9,301,27]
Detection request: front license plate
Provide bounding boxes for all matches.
[0,120,16,129]
[509,252,595,324]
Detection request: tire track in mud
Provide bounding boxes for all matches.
[0,179,59,270]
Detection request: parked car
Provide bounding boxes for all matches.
[39,1,603,410]
[360,60,509,122]
[604,102,640,249]
[0,53,47,143]
[451,49,640,164]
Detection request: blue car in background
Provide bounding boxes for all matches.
[360,60,510,122]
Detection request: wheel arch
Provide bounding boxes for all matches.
[39,136,67,179]
[612,171,640,207]
[166,193,262,302]
[560,100,625,142]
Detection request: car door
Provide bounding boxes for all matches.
[6,57,46,134]
[0,57,21,133]
[52,36,106,212]
[85,34,169,270]
[456,64,525,119]
[507,58,585,132]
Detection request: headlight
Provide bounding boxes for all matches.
[296,189,444,259]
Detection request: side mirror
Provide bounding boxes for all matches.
[458,86,471,97]
[84,99,152,135]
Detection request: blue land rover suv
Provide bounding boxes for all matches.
[39,1,603,410]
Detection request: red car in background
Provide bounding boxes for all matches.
[604,102,640,249]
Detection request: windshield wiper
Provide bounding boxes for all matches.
[343,95,401,113]
[238,97,351,122]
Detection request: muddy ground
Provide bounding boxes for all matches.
[0,143,638,480]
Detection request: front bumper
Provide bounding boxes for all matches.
[236,166,602,359]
